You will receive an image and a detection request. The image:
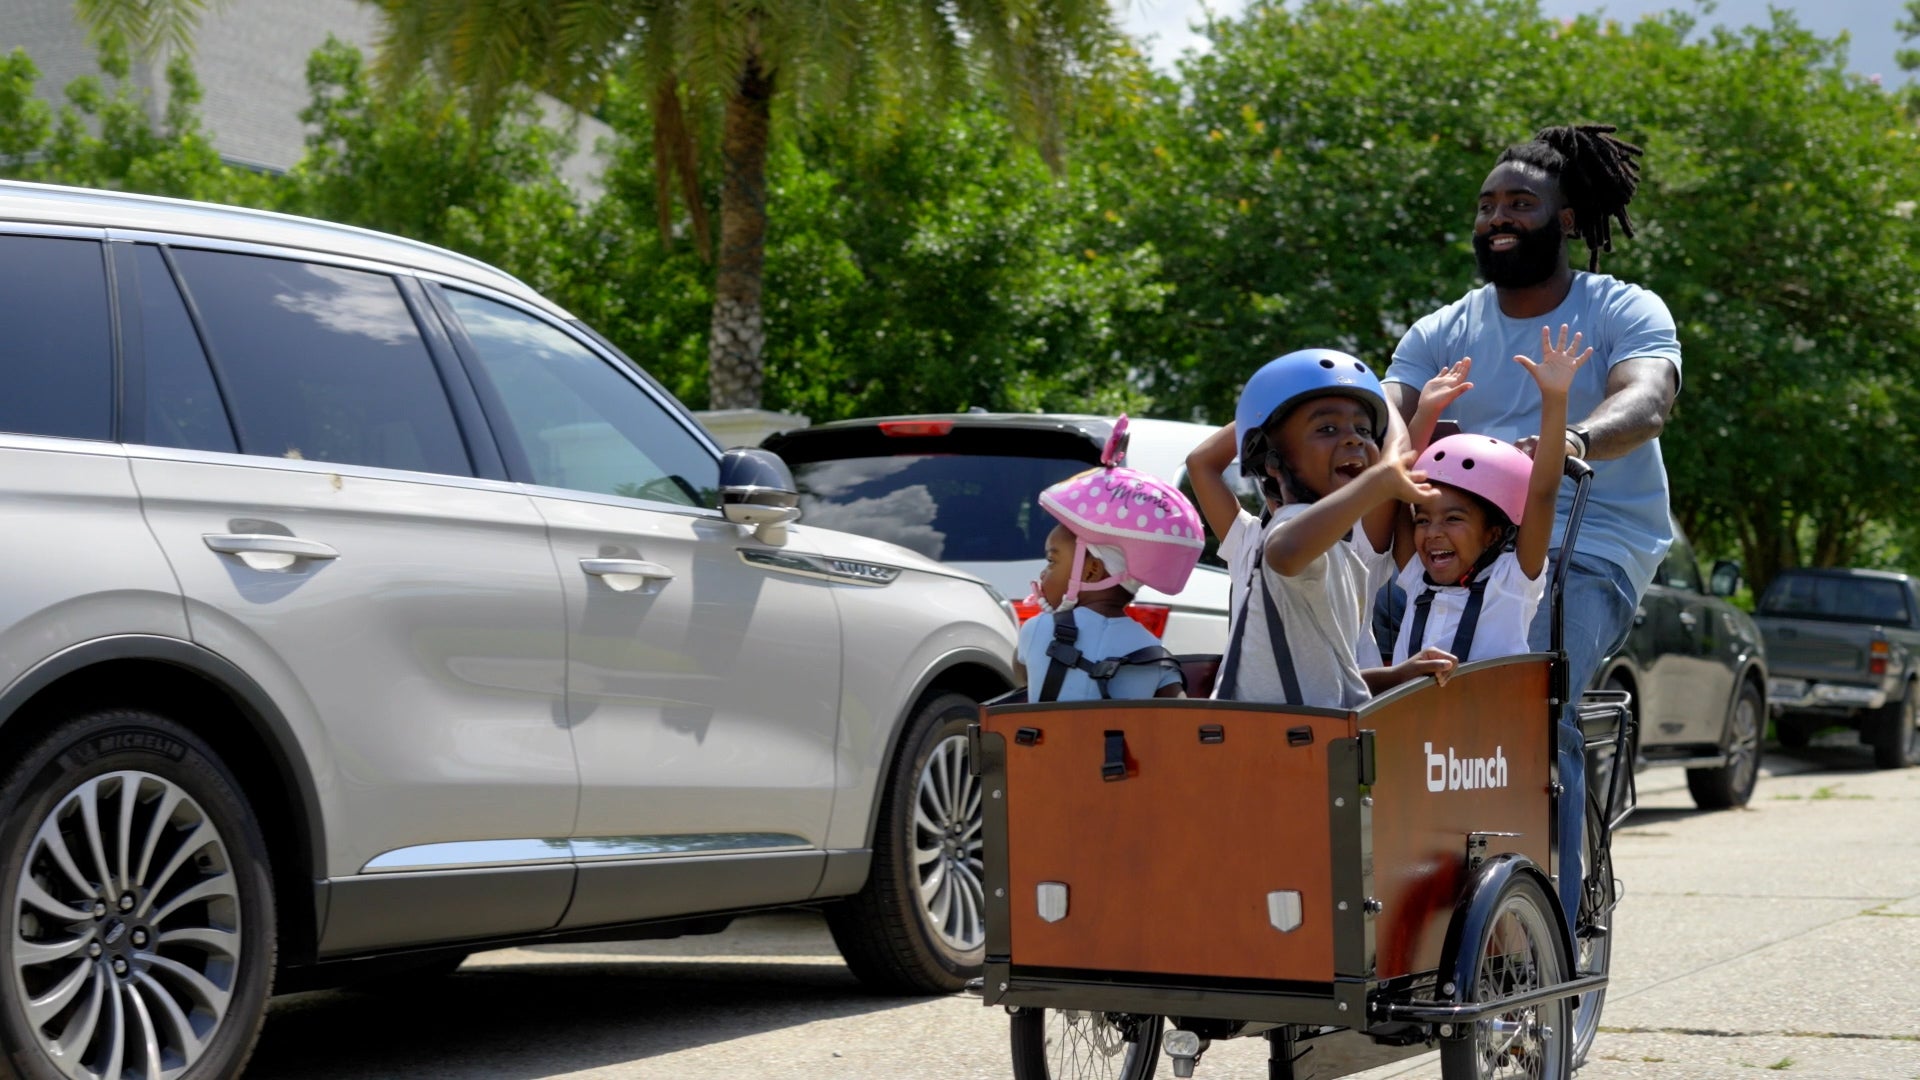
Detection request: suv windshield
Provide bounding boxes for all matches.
[1759,574,1913,625]
[790,454,1084,562]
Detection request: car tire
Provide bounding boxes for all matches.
[826,691,984,993]
[1686,680,1764,810]
[0,709,276,1080]
[1866,683,1920,770]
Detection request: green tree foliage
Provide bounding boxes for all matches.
[366,0,1120,410]
[756,103,1168,420]
[0,43,272,205]
[284,38,587,295]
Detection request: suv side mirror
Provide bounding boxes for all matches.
[1709,559,1742,598]
[718,448,802,545]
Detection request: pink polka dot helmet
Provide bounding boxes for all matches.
[1415,433,1533,526]
[1037,416,1206,607]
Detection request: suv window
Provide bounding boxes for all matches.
[0,235,112,440]
[169,249,470,475]
[789,453,1084,562]
[1760,574,1913,624]
[123,246,237,453]
[1661,532,1701,591]
[442,289,718,506]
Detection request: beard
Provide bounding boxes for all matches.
[1473,223,1568,287]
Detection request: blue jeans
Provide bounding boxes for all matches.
[1527,552,1638,923]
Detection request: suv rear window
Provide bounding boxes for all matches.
[1759,575,1913,625]
[0,235,112,441]
[790,453,1085,562]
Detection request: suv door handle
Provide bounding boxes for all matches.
[1678,611,1699,630]
[580,558,676,593]
[203,533,338,571]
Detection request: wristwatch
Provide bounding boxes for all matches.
[1564,423,1592,460]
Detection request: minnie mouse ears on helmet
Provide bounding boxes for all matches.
[1037,415,1205,597]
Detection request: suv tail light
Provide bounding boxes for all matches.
[1007,599,1172,639]
[877,419,954,437]
[1125,603,1171,638]
[1871,639,1890,675]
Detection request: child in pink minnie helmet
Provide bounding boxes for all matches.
[1016,417,1207,703]
[1390,324,1593,667]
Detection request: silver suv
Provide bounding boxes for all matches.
[0,180,1016,1078]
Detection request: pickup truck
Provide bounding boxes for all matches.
[1754,567,1920,768]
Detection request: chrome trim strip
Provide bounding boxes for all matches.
[362,839,573,873]
[569,833,810,862]
[738,548,901,587]
[361,832,811,873]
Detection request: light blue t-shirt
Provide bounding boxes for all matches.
[1386,273,1681,597]
[1019,608,1181,703]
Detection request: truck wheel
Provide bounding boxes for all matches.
[826,692,984,993]
[0,710,276,1080]
[1866,685,1919,769]
[1686,680,1763,810]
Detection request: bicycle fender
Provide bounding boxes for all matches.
[1436,852,1575,1002]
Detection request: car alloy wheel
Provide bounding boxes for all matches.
[913,732,985,952]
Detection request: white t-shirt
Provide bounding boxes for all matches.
[1214,505,1395,710]
[1391,551,1545,666]
[1019,608,1181,703]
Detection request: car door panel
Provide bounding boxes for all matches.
[125,247,577,887]
[536,495,843,846]
[431,284,842,927]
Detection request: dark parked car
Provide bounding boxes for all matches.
[1592,525,1768,809]
[1755,567,1920,768]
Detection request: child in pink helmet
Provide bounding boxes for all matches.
[1017,417,1207,703]
[1390,325,1593,667]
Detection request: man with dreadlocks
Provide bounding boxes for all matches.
[1383,123,1681,922]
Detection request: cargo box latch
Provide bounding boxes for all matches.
[1102,730,1129,781]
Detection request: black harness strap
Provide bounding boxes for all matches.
[1407,572,1493,664]
[1036,606,1182,702]
[1216,558,1302,705]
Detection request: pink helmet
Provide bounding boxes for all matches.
[1415,433,1533,526]
[1037,417,1206,606]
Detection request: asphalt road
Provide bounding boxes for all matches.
[245,736,1920,1079]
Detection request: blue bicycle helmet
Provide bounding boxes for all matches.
[1235,349,1389,499]
[1234,348,1387,450]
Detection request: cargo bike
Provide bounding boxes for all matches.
[970,460,1636,1079]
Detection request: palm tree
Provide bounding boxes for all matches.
[70,0,1114,409]
[372,0,1118,410]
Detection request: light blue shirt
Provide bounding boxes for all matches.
[1019,609,1181,703]
[1386,273,1680,598]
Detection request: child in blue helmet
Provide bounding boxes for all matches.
[1186,350,1453,708]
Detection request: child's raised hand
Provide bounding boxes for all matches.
[1514,323,1593,398]
[1420,358,1474,416]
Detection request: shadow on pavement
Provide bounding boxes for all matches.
[246,955,923,1079]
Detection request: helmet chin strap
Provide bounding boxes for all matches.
[1052,540,1121,613]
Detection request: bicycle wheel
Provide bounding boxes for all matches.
[1010,1007,1163,1080]
[1439,872,1571,1080]
[1570,793,1614,1068]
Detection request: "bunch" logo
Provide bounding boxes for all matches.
[1425,742,1509,792]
